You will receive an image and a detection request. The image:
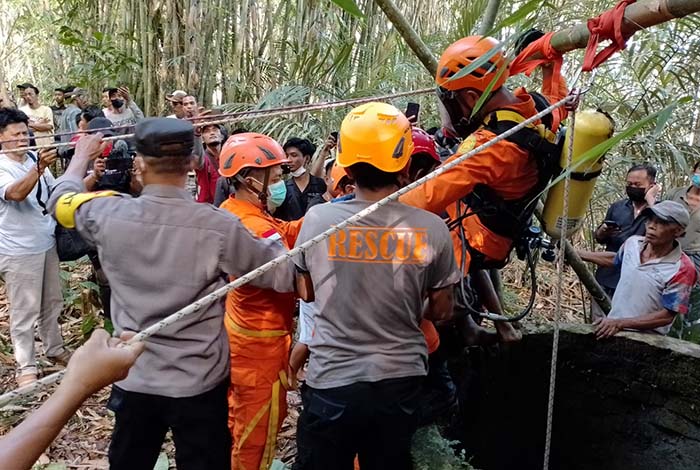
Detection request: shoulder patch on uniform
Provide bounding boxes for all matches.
[56,190,120,229]
[457,135,477,154]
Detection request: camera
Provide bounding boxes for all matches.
[96,140,134,193]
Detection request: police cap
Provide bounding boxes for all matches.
[135,118,194,158]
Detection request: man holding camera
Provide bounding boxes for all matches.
[0,108,70,387]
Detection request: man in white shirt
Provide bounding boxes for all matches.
[0,107,69,387]
[17,83,54,146]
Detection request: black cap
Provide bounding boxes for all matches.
[87,117,116,137]
[17,83,38,93]
[135,118,194,157]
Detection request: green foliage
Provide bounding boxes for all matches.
[56,26,140,87]
[412,425,476,470]
[330,0,365,18]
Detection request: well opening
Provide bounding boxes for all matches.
[449,324,700,470]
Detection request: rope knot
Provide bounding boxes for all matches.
[582,0,637,72]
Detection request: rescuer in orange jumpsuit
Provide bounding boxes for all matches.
[218,133,302,470]
[401,35,568,344]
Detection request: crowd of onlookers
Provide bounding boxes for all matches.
[579,163,700,339]
[0,82,354,387]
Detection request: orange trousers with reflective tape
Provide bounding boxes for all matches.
[226,322,291,470]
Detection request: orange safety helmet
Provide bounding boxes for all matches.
[218,132,289,178]
[337,102,413,173]
[436,36,509,92]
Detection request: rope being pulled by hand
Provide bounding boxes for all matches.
[0,94,575,410]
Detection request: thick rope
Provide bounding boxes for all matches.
[0,88,434,150]
[542,99,578,470]
[0,95,573,410]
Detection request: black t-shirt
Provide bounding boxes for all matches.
[594,198,647,289]
[274,175,327,221]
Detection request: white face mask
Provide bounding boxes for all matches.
[291,167,306,178]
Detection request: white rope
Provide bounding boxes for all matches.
[542,98,577,470]
[0,94,574,410]
[6,88,435,153]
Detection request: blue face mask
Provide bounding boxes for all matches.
[267,180,287,208]
[692,174,700,188]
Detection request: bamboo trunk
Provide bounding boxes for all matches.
[477,0,502,35]
[372,0,439,75]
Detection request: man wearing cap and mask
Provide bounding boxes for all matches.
[59,87,91,138]
[51,87,67,134]
[47,118,295,470]
[579,201,697,338]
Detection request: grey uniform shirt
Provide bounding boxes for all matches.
[48,174,295,397]
[294,200,461,389]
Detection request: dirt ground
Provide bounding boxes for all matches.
[0,256,586,469]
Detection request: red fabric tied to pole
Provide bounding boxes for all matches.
[509,32,567,131]
[582,0,636,71]
[510,32,562,77]
[510,32,563,94]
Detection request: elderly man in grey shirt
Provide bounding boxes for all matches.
[48,118,294,470]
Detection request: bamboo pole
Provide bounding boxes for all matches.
[373,0,439,75]
[477,0,502,36]
[376,0,700,77]
[549,0,700,55]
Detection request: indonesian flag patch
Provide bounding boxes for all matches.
[262,228,283,244]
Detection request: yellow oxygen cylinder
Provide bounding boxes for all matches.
[542,109,614,239]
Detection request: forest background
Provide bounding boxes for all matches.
[1,0,700,466]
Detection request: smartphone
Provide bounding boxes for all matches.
[405,102,420,122]
[604,220,620,229]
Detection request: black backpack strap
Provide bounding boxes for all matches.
[26,152,49,215]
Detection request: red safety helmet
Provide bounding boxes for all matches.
[411,128,439,163]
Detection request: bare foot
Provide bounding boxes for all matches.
[496,321,523,343]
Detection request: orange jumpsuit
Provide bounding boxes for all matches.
[401,87,565,273]
[220,197,302,470]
